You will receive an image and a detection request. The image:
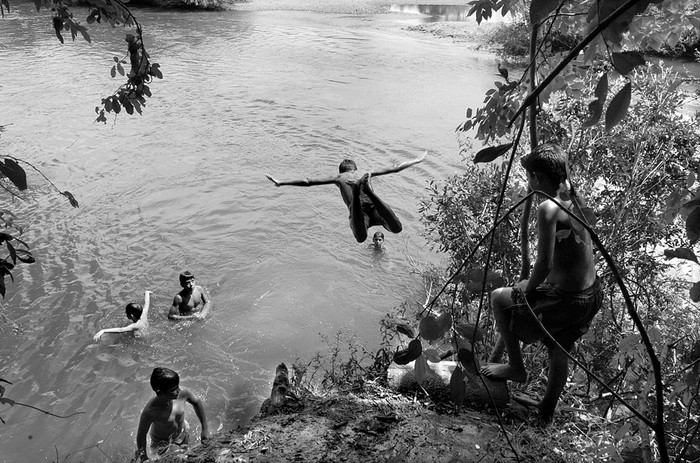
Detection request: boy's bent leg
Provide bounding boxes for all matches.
[514,346,567,423]
[481,287,527,382]
[488,334,506,363]
[359,174,402,233]
[349,182,368,243]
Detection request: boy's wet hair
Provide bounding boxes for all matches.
[339,159,357,173]
[125,302,143,320]
[373,231,384,240]
[150,367,179,393]
[520,142,568,187]
[179,271,195,286]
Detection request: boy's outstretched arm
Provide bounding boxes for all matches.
[184,388,211,440]
[266,173,339,187]
[194,288,211,319]
[370,151,427,177]
[135,408,153,462]
[141,291,153,319]
[93,323,138,341]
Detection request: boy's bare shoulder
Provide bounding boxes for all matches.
[336,172,355,183]
[536,198,562,220]
[141,397,159,415]
[178,387,198,401]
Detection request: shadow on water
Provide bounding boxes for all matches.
[389,4,474,22]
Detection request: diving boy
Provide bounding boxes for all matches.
[480,143,602,423]
[266,152,426,243]
[169,271,211,320]
[135,367,211,462]
[93,290,152,342]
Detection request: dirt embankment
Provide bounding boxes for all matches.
[158,381,511,463]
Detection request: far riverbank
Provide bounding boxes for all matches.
[231,0,505,52]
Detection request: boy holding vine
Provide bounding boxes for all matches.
[481,143,603,422]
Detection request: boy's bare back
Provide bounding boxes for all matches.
[537,198,596,292]
[334,171,362,209]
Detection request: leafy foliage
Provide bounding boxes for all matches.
[422,0,700,460]
[0,132,77,298]
[3,0,163,122]
[419,161,523,285]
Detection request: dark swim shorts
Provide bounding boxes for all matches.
[360,195,386,228]
[509,278,602,351]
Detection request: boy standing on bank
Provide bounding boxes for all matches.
[135,367,211,461]
[266,152,426,243]
[480,143,602,423]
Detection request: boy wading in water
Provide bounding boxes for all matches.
[481,143,603,423]
[266,152,426,243]
[135,367,211,461]
[93,290,152,342]
[169,271,211,321]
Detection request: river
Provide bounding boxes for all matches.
[0,4,500,462]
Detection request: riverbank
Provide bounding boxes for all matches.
[155,378,601,463]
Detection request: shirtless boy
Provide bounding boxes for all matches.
[135,367,211,461]
[169,271,211,320]
[93,290,152,342]
[480,143,602,423]
[266,152,426,243]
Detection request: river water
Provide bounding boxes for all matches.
[0,4,498,461]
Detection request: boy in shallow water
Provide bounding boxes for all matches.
[135,367,211,462]
[266,152,426,243]
[371,231,385,252]
[480,143,602,423]
[93,290,152,342]
[169,271,211,320]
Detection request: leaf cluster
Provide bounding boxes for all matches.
[390,305,487,411]
[95,35,163,123]
[2,0,163,121]
[419,161,523,284]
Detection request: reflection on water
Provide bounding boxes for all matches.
[390,4,474,22]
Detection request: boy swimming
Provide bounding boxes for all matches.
[93,290,152,342]
[169,271,211,320]
[371,231,385,252]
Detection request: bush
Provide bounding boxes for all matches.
[422,61,700,459]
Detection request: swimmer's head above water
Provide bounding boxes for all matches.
[179,271,195,288]
[125,302,144,321]
[372,231,384,250]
